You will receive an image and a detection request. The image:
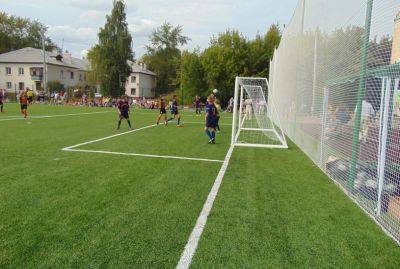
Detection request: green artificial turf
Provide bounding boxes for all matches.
[1,104,399,268]
[0,105,222,268]
[191,142,400,268]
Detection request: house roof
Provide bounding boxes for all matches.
[0,47,90,71]
[128,60,157,76]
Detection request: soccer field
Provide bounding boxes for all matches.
[0,104,399,268]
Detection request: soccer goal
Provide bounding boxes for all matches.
[231,77,288,149]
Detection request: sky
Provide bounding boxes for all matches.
[0,0,299,59]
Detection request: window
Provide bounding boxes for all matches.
[131,76,136,83]
[79,74,83,81]
[84,75,87,81]
[5,67,11,75]
[70,71,74,79]
[6,82,12,89]
[19,82,24,91]
[60,71,64,79]
[131,88,136,95]
[18,67,24,75]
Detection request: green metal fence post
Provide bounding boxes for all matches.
[348,0,374,191]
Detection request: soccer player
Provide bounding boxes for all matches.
[117,95,132,130]
[156,96,168,126]
[194,95,201,116]
[20,90,29,118]
[205,95,217,144]
[168,95,182,127]
[0,89,4,112]
[26,88,33,104]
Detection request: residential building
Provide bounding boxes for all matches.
[0,47,90,93]
[391,11,400,64]
[125,61,156,98]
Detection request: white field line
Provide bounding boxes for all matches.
[62,124,157,150]
[63,148,224,163]
[62,123,223,163]
[182,121,232,126]
[0,111,114,122]
[132,111,233,118]
[176,145,235,269]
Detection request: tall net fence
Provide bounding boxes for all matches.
[270,0,400,243]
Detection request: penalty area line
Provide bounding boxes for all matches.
[63,148,224,163]
[176,144,235,269]
[0,111,114,122]
[62,124,157,150]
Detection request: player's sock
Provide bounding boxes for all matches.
[1,104,3,112]
[167,117,173,122]
[117,119,121,129]
[177,117,181,125]
[127,120,132,129]
[211,131,216,143]
[205,129,212,139]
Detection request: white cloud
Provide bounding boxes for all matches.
[127,18,157,37]
[47,25,97,42]
[80,49,89,58]
[79,10,108,22]
[62,0,111,11]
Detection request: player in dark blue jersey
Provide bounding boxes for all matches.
[0,90,4,112]
[194,95,201,116]
[168,95,182,127]
[205,95,217,144]
[117,95,132,130]
[156,96,168,126]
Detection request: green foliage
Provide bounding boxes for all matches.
[47,81,64,92]
[180,49,207,104]
[0,12,58,54]
[141,22,190,95]
[87,0,134,98]
[179,24,281,106]
[201,30,251,104]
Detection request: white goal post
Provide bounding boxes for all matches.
[231,77,288,149]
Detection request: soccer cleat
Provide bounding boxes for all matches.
[176,125,183,128]
[211,138,215,144]
[208,139,213,144]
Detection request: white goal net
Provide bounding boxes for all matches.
[231,77,288,149]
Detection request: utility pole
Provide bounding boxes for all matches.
[41,31,48,94]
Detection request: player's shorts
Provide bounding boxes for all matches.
[206,118,217,128]
[0,100,3,105]
[28,97,33,103]
[172,109,179,115]
[21,104,28,110]
[119,112,129,119]
[160,108,166,114]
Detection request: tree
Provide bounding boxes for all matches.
[141,22,190,95]
[87,0,133,97]
[200,30,250,104]
[0,12,58,54]
[47,81,64,92]
[180,49,207,103]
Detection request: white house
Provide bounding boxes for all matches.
[125,61,156,98]
[0,47,90,94]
